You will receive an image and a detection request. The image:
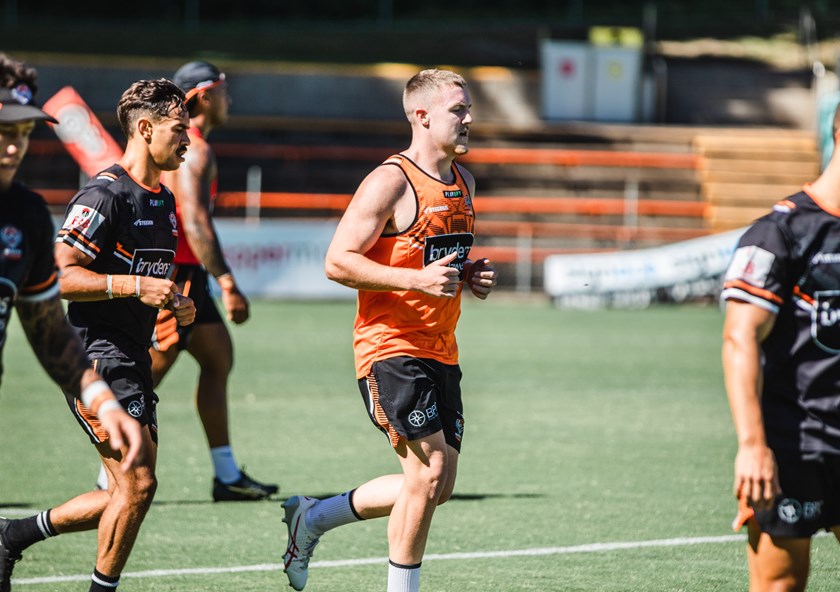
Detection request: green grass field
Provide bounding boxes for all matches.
[1,299,838,591]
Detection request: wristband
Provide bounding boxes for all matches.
[81,379,110,409]
[216,273,236,292]
[96,398,122,417]
[106,275,114,299]
[136,275,141,297]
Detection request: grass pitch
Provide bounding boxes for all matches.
[1,299,838,591]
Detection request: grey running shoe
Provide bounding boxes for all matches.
[282,496,321,591]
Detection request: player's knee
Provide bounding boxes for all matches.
[127,471,158,508]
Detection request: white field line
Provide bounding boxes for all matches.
[12,533,748,586]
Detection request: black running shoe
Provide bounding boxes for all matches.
[212,468,279,501]
[0,518,21,592]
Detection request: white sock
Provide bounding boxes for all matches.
[210,445,241,484]
[96,463,109,490]
[387,561,421,592]
[306,490,362,535]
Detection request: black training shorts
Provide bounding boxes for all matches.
[358,356,465,451]
[751,452,840,537]
[65,356,159,445]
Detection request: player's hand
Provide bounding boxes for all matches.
[138,277,181,309]
[733,443,781,511]
[416,251,461,298]
[170,294,196,326]
[97,405,145,472]
[222,285,250,324]
[465,258,497,300]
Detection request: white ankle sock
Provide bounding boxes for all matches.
[210,445,241,484]
[387,560,421,592]
[307,490,362,535]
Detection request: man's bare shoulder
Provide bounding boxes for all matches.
[354,162,409,206]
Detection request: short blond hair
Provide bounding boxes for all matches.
[402,69,467,120]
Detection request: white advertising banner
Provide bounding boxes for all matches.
[216,219,353,299]
[544,228,747,308]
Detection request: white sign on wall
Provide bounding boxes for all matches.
[217,219,354,299]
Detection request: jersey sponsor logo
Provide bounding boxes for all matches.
[149,198,165,207]
[63,204,106,238]
[724,245,775,287]
[133,219,154,227]
[0,225,22,260]
[811,252,840,265]
[811,290,840,352]
[425,205,450,214]
[443,189,463,198]
[423,232,475,280]
[130,248,175,279]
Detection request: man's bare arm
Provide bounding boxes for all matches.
[174,142,230,278]
[16,295,88,397]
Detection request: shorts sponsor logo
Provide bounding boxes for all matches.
[803,500,823,520]
[408,410,426,427]
[126,400,144,418]
[425,402,438,421]
[64,204,106,238]
[778,498,802,524]
[454,417,464,442]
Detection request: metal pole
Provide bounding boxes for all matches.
[516,228,533,294]
[246,165,262,225]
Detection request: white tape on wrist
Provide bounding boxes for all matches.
[106,275,113,299]
[96,399,122,417]
[81,379,110,409]
[135,275,141,297]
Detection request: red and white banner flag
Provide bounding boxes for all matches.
[42,86,122,176]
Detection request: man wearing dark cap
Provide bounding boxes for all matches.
[149,60,278,501]
[0,53,145,592]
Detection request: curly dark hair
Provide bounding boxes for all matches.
[116,78,186,139]
[0,53,39,93]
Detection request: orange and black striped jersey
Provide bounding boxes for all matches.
[0,182,60,379]
[353,154,474,378]
[722,184,840,454]
[56,164,178,361]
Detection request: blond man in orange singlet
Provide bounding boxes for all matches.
[281,69,497,592]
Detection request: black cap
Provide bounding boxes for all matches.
[173,61,225,102]
[0,83,57,124]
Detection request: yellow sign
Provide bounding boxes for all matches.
[589,27,644,47]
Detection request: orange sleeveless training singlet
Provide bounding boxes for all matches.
[353,154,475,378]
